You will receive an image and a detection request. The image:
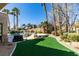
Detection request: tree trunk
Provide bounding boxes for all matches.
[52,3,57,35]
[58,3,61,35]
[6,12,10,31]
[16,15,18,31]
[44,3,48,33]
[7,15,10,31]
[65,3,69,32]
[14,15,16,30]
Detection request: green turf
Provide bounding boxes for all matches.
[12,37,78,56]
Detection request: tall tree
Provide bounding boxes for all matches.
[27,23,32,29]
[52,3,57,35]
[57,4,61,35]
[42,3,48,33]
[22,24,26,29]
[40,21,48,33]
[2,9,10,31]
[65,3,69,32]
[12,7,20,30]
[10,11,16,30]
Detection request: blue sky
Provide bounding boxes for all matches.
[1,3,79,28]
[2,3,51,28]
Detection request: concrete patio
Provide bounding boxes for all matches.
[0,43,15,56]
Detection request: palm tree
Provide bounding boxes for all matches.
[10,11,16,30]
[41,3,48,33]
[2,9,10,31]
[22,24,26,29]
[12,7,20,31]
[52,3,57,35]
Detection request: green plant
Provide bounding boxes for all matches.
[76,35,79,41]
[9,30,22,34]
[60,33,68,41]
[60,31,63,35]
[35,29,42,33]
[67,35,74,42]
[62,33,79,42]
[69,31,75,33]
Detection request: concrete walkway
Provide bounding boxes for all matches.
[0,43,15,56]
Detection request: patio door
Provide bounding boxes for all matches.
[0,23,3,42]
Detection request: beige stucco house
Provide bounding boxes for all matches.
[0,12,8,43]
[71,21,79,33]
[0,3,8,43]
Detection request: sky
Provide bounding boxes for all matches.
[1,3,79,28]
[2,3,51,28]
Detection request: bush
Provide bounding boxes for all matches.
[9,30,23,35]
[9,31,16,34]
[69,31,76,33]
[67,34,75,42]
[76,35,79,41]
[35,28,42,34]
[67,33,79,42]
[60,31,64,35]
[20,30,23,33]
[61,33,79,42]
[61,33,68,41]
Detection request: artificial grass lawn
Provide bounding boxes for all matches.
[12,37,78,56]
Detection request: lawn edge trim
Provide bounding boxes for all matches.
[10,40,26,56]
[49,35,79,56]
[10,42,17,56]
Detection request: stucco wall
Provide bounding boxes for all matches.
[0,12,8,43]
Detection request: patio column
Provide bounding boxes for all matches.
[0,12,8,44]
[2,19,8,44]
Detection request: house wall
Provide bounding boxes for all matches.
[0,12,8,43]
[76,28,79,33]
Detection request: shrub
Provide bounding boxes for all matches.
[62,33,79,42]
[9,31,16,34]
[75,35,79,41]
[62,33,68,41]
[60,31,64,36]
[35,30,42,33]
[9,30,23,35]
[69,31,76,33]
[67,34,75,42]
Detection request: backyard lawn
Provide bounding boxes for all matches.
[12,37,78,56]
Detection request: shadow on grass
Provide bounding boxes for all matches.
[12,38,77,56]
